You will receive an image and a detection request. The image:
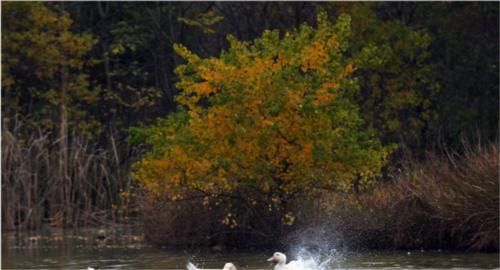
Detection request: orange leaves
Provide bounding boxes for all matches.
[237,57,284,88]
[296,142,314,167]
[262,118,275,127]
[200,70,224,83]
[322,81,339,90]
[199,59,228,83]
[194,82,214,96]
[300,40,328,72]
[312,62,356,106]
[202,107,233,137]
[314,88,335,106]
[286,90,303,110]
[171,145,188,164]
[342,63,357,77]
[325,35,340,51]
[134,11,392,200]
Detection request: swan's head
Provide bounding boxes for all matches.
[223,262,237,270]
[267,252,287,264]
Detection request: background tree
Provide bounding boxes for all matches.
[2,2,98,226]
[320,3,439,154]
[426,3,498,148]
[2,2,97,136]
[372,2,498,149]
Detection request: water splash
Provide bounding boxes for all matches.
[286,222,347,270]
[291,247,345,270]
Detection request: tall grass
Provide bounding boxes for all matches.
[311,143,499,251]
[1,117,139,230]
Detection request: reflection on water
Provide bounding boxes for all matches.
[2,229,499,269]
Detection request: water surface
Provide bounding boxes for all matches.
[2,230,498,269]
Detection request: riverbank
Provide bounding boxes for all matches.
[140,144,499,252]
[326,144,498,252]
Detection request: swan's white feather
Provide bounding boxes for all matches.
[187,261,237,270]
[269,252,329,270]
[187,262,199,270]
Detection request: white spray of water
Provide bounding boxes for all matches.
[284,221,348,270]
[286,247,344,270]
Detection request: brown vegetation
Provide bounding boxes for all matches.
[140,189,293,249]
[140,144,499,252]
[310,143,499,251]
[1,117,139,230]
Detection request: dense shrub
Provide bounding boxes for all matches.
[304,143,499,251]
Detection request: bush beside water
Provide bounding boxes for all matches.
[142,144,499,252]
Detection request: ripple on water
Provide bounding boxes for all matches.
[2,233,499,270]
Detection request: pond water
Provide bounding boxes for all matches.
[2,230,499,269]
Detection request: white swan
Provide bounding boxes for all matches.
[187,262,237,270]
[267,252,302,270]
[268,252,320,270]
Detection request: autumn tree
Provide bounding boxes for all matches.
[131,13,392,242]
[2,2,98,136]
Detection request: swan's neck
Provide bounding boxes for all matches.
[275,260,286,268]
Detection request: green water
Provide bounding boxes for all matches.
[2,231,499,269]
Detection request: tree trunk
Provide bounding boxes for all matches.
[59,4,70,226]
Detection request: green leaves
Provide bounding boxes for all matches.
[342,5,439,148]
[2,2,98,135]
[132,12,392,200]
[178,10,224,34]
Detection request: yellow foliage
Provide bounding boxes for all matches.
[300,41,328,72]
[314,88,335,106]
[342,63,357,77]
[194,82,214,96]
[133,12,391,206]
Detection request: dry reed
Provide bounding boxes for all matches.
[1,117,138,230]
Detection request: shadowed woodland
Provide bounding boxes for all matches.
[2,2,498,251]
